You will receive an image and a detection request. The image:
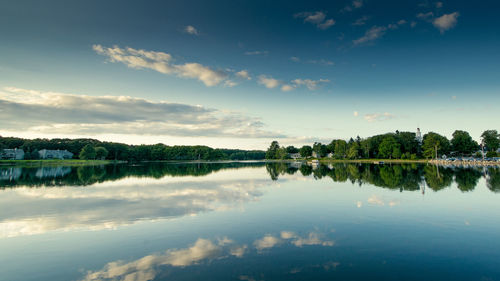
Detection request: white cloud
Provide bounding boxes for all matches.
[0,174,271,238]
[363,112,395,122]
[291,57,334,66]
[352,0,364,8]
[367,195,400,207]
[184,25,199,35]
[342,0,364,12]
[258,75,281,89]
[244,50,269,56]
[294,11,335,30]
[317,19,336,30]
[82,238,245,281]
[174,63,227,86]
[258,76,329,92]
[254,235,281,250]
[292,79,330,90]
[235,70,251,80]
[417,12,434,21]
[93,45,229,87]
[276,231,334,247]
[307,59,334,66]
[353,20,407,45]
[223,80,238,87]
[433,12,459,33]
[291,232,334,247]
[230,245,248,257]
[0,87,282,138]
[352,16,370,26]
[367,195,385,205]
[353,111,359,117]
[281,85,295,92]
[353,26,387,45]
[280,231,296,239]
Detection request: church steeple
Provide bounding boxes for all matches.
[416,128,423,143]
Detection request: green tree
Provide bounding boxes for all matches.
[79,144,96,160]
[360,138,373,158]
[265,141,280,159]
[395,131,419,155]
[481,130,500,152]
[299,145,312,158]
[276,147,289,159]
[347,142,360,159]
[286,146,299,153]
[334,140,347,158]
[451,130,478,156]
[95,147,109,160]
[422,132,450,159]
[378,136,400,159]
[313,142,327,158]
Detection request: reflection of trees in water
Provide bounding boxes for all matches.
[265,162,493,193]
[486,167,500,192]
[299,165,312,176]
[0,162,266,188]
[424,165,453,191]
[455,168,482,192]
[1,162,496,193]
[266,163,298,181]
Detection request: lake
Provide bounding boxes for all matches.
[1,162,500,281]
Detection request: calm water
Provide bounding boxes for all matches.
[1,162,500,281]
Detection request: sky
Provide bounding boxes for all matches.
[0,0,499,149]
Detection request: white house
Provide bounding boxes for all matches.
[38,149,74,160]
[0,148,25,160]
[288,153,301,159]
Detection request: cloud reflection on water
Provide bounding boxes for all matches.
[83,230,335,281]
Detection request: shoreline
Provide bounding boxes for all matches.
[0,159,126,167]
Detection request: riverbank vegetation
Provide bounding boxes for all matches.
[266,129,500,160]
[0,136,265,161]
[0,159,117,167]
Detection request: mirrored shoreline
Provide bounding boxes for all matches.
[1,162,499,193]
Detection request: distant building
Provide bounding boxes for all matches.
[416,128,423,143]
[327,153,334,158]
[38,149,73,160]
[35,166,72,178]
[288,153,301,159]
[0,167,22,181]
[0,148,25,160]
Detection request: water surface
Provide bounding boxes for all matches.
[1,162,499,281]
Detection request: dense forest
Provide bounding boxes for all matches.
[0,136,265,161]
[266,129,500,160]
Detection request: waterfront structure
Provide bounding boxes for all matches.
[416,128,423,143]
[288,153,301,159]
[0,148,25,160]
[38,149,73,160]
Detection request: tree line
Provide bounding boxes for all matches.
[266,129,500,160]
[0,136,265,161]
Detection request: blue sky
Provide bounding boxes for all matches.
[1,0,499,149]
